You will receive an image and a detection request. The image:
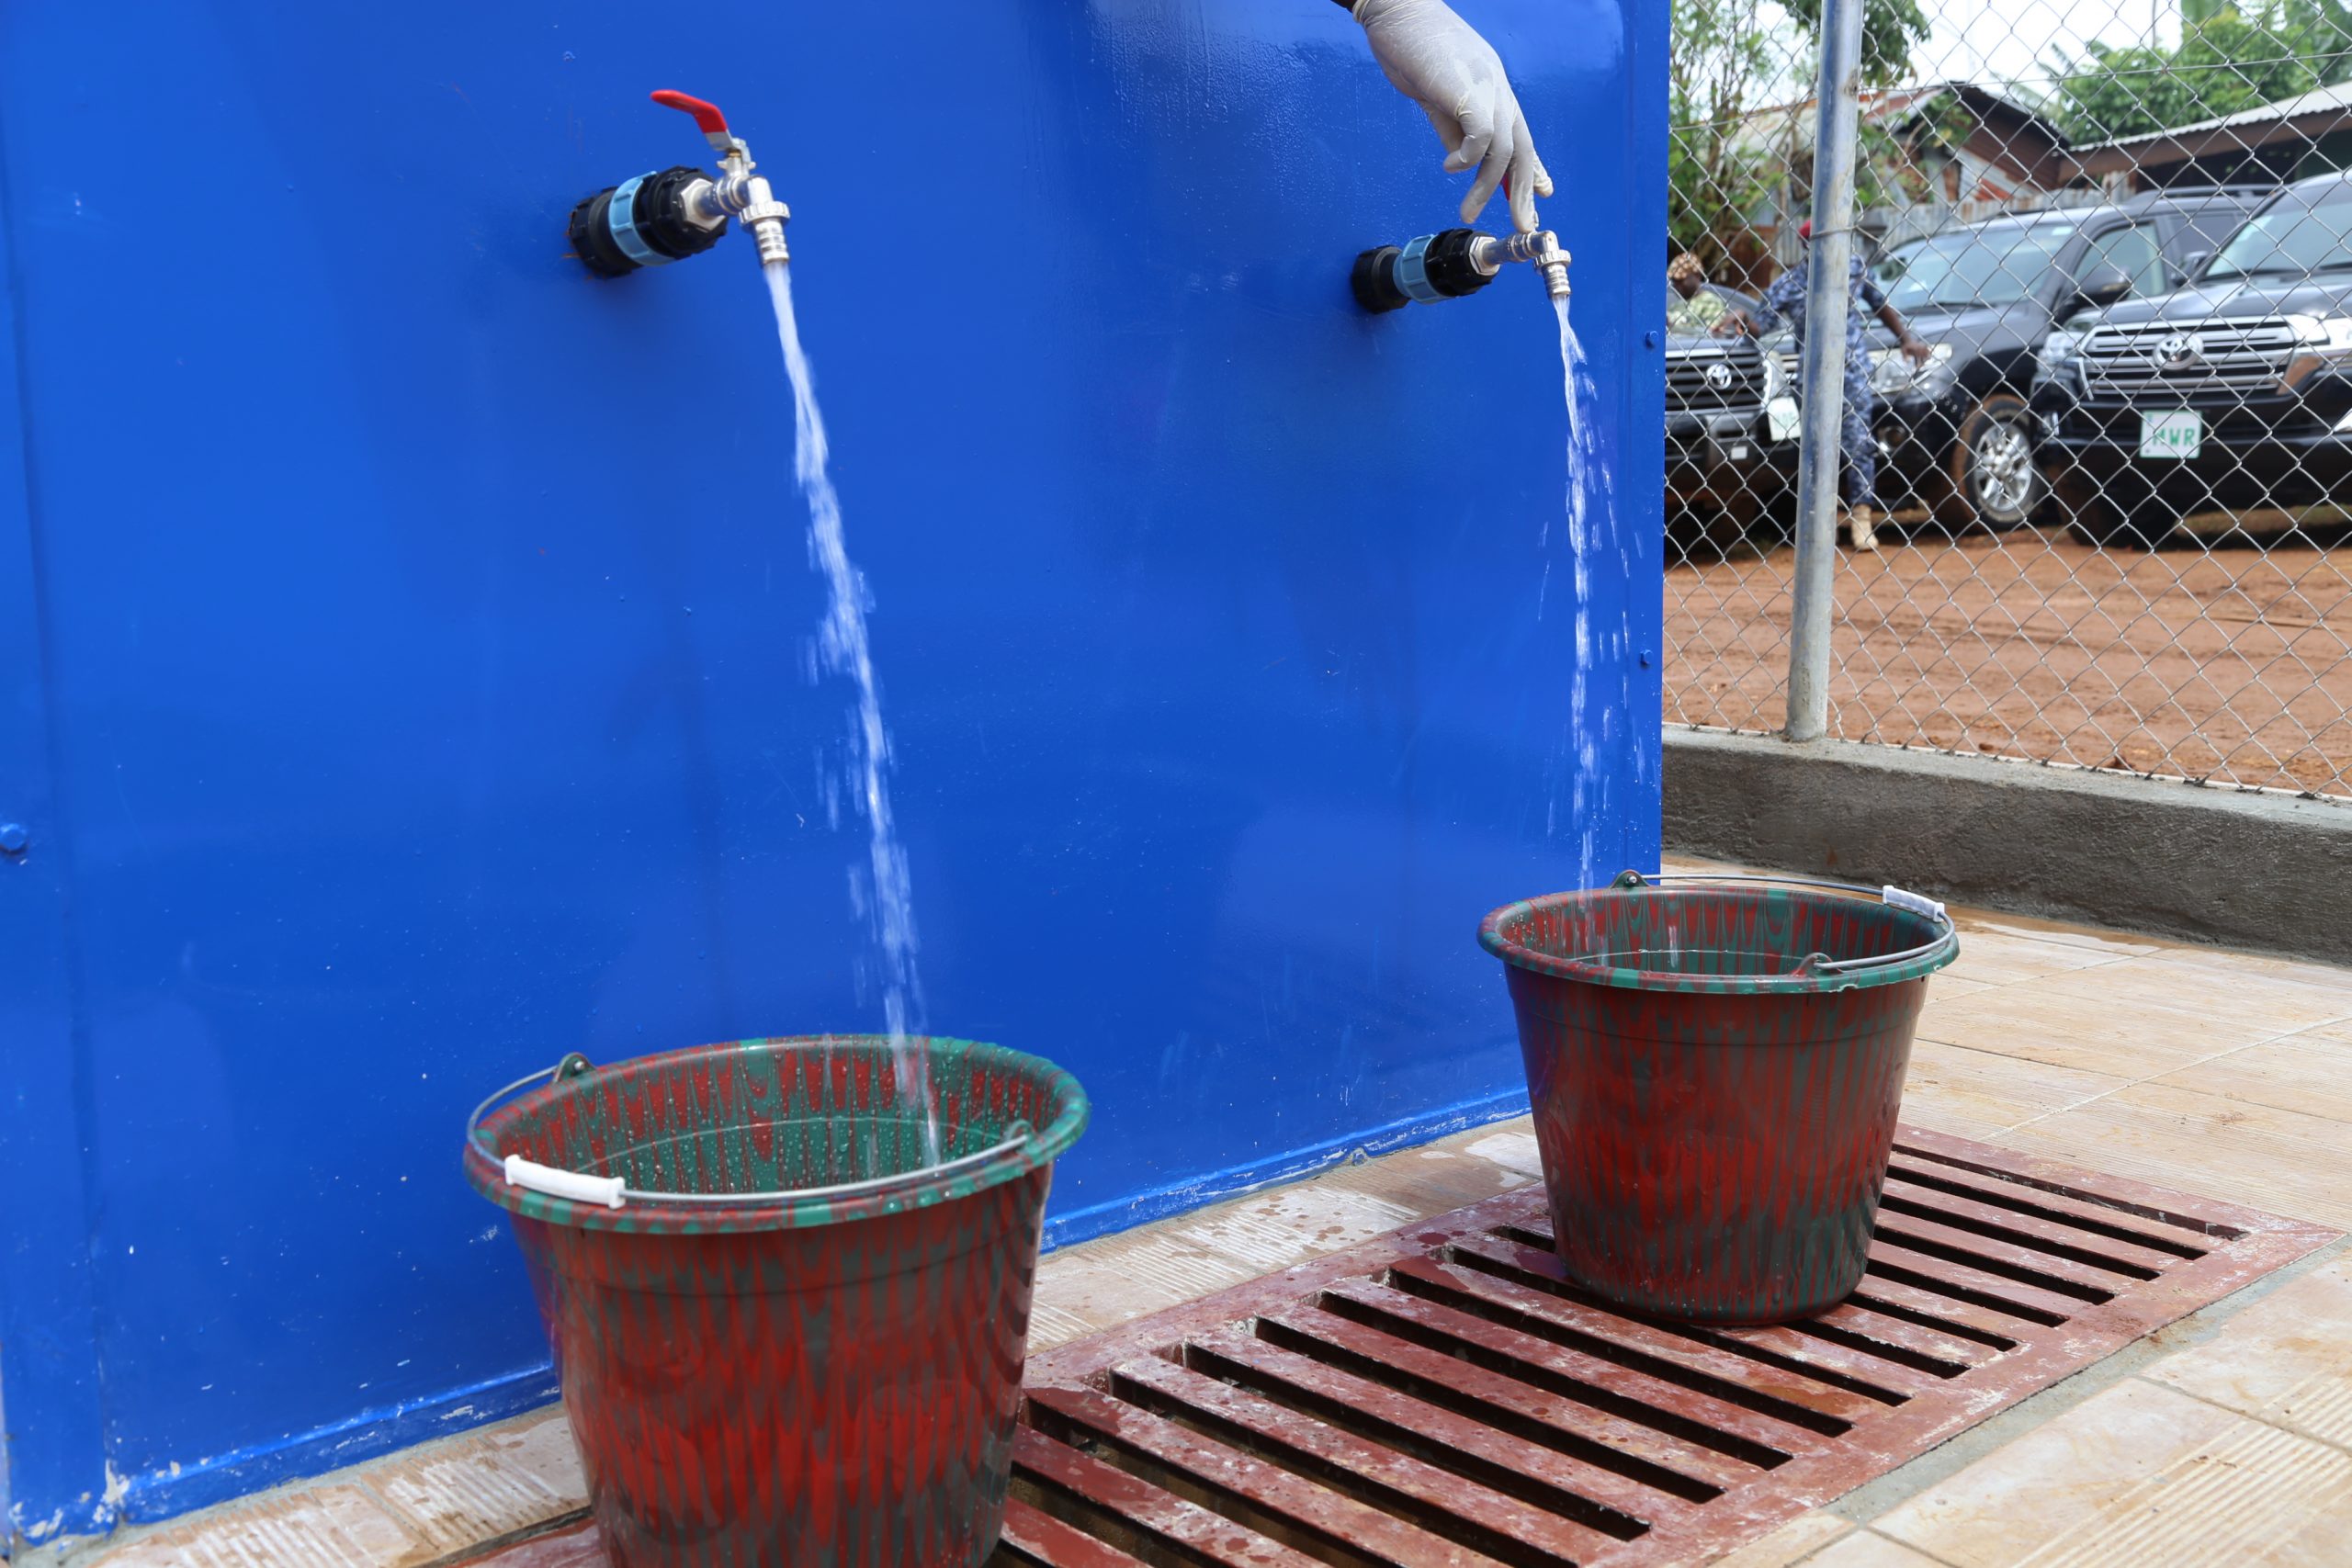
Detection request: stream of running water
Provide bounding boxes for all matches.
[763,262,941,1168]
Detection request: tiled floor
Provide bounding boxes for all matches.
[69,889,2352,1567]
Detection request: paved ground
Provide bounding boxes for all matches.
[74,877,2352,1566]
[1666,521,2352,797]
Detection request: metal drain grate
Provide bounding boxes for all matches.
[999,1126,2335,1568]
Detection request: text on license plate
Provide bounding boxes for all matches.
[2140,410,2201,460]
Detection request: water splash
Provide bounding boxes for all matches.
[1554,299,1620,893]
[763,262,941,1168]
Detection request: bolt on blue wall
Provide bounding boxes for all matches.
[0,0,1664,1545]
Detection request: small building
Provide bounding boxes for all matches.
[1721,81,2088,286]
[2068,82,2352,191]
[1871,81,2078,223]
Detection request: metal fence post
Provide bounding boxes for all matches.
[1783,0,1866,743]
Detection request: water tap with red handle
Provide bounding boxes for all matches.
[568,91,790,278]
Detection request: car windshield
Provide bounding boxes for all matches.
[1876,222,2077,310]
[2205,182,2352,280]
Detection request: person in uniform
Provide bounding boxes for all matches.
[1721,221,1934,550]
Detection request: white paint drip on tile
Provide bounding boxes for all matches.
[1174,1189,1416,1271]
[2018,1418,2352,1567]
[1464,1132,1545,1179]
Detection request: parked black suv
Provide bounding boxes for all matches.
[1665,282,1793,547]
[2033,170,2352,545]
[1853,188,2265,530]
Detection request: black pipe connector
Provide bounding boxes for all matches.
[568,166,725,278]
[1351,228,1497,313]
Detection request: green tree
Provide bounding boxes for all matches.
[1669,0,1932,276]
[1781,0,1933,89]
[1668,0,1786,271]
[2049,2,2352,143]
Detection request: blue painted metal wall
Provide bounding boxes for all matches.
[0,0,1663,1546]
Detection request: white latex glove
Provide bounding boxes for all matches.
[1352,0,1553,232]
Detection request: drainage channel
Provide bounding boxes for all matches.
[999,1125,2336,1568]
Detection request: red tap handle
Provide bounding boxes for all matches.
[650,90,729,137]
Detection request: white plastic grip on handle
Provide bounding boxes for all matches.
[1883,886,1948,923]
[504,1155,626,1210]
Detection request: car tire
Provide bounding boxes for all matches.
[1950,393,2041,530]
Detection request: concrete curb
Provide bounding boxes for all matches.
[1664,728,2352,964]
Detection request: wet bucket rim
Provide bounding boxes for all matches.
[1478,872,1961,994]
[461,1033,1090,1235]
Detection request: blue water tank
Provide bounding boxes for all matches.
[0,0,1662,1543]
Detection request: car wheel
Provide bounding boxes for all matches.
[1951,394,2041,529]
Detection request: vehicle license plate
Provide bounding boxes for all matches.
[2140,410,2201,460]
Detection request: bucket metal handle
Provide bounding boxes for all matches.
[465,1055,1036,1212]
[1608,869,1956,976]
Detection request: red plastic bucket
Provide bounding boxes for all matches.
[1479,873,1958,1324]
[463,1034,1089,1568]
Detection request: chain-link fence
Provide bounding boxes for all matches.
[1666,0,2352,797]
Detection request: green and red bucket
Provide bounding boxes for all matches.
[1480,872,1959,1325]
[464,1034,1089,1568]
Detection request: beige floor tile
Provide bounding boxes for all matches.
[1962,919,2164,960]
[2246,1478,2352,1567]
[1705,1509,1853,1566]
[1871,1379,2242,1567]
[1995,1081,2352,1228]
[1936,928,2144,988]
[1928,974,1996,998]
[2144,1257,2352,1450]
[2139,943,2352,997]
[1026,1292,1103,1353]
[1915,985,2245,1081]
[364,1407,585,1553]
[2154,1032,2352,1128]
[87,1483,432,1568]
[1661,852,1758,876]
[1801,1532,1951,1568]
[2013,1413,2352,1566]
[2026,956,2352,1042]
[1898,1040,2128,1142]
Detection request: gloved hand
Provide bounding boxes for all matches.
[1351,0,1553,233]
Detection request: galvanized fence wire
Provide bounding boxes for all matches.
[1664,0,2352,797]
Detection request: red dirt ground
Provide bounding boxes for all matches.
[1666,523,2352,796]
